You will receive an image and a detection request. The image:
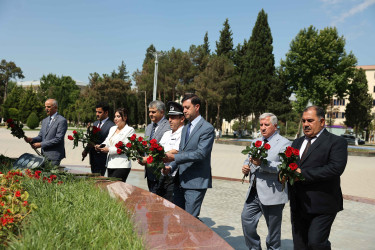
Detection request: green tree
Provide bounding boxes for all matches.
[267,68,292,123]
[1,86,25,120]
[280,25,357,113]
[0,59,25,103]
[203,31,210,55]
[18,87,45,123]
[40,74,80,116]
[345,68,373,138]
[215,18,234,59]
[241,9,276,126]
[195,55,235,128]
[111,60,130,81]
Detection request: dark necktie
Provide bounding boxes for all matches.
[150,123,158,139]
[185,123,192,145]
[46,116,52,131]
[263,138,268,144]
[98,121,102,129]
[301,137,313,160]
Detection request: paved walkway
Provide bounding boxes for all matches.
[1,128,375,249]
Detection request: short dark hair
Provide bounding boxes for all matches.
[115,108,128,123]
[182,93,201,106]
[303,105,325,119]
[96,102,110,112]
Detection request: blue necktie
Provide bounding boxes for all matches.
[150,123,158,139]
[185,123,191,145]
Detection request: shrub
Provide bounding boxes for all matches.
[26,112,39,129]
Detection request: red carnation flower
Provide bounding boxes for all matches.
[117,141,124,148]
[285,148,292,157]
[126,143,132,148]
[147,156,153,164]
[6,119,13,123]
[117,148,122,154]
[292,148,299,156]
[50,174,57,181]
[142,141,147,146]
[264,143,271,150]
[157,146,163,151]
[92,126,101,134]
[15,191,21,197]
[130,134,136,141]
[23,201,28,206]
[68,135,74,140]
[73,130,77,134]
[10,123,15,128]
[150,139,157,144]
[138,136,143,142]
[254,140,262,148]
[289,163,298,171]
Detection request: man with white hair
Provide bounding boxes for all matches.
[241,113,291,250]
[25,98,68,166]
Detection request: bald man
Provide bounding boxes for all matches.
[25,99,68,166]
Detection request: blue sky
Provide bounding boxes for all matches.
[1,0,374,83]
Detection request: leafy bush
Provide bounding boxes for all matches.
[26,112,39,129]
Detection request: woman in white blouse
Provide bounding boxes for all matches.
[95,108,135,182]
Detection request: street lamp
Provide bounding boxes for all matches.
[150,51,163,101]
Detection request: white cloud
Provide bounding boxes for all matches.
[331,0,375,26]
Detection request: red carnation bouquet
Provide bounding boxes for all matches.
[67,125,101,149]
[278,146,305,190]
[115,134,166,178]
[241,140,271,184]
[115,134,147,161]
[6,118,41,156]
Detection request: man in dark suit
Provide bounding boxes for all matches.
[25,99,67,166]
[144,100,171,193]
[290,106,348,250]
[164,94,215,218]
[82,102,115,176]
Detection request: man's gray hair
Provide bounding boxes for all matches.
[259,113,278,125]
[47,99,58,108]
[148,100,165,112]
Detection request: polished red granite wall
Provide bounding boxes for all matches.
[103,181,233,249]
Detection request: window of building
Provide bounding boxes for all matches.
[333,99,337,105]
[342,99,345,105]
[373,86,375,93]
[341,112,345,118]
[373,99,375,106]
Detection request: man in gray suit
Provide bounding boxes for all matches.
[25,99,68,166]
[82,102,115,176]
[144,100,171,193]
[241,113,291,250]
[164,94,215,218]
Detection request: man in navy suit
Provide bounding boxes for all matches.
[144,100,171,193]
[25,99,67,166]
[82,102,115,176]
[290,106,347,250]
[164,94,215,218]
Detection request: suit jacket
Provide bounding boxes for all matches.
[89,119,115,168]
[102,124,135,169]
[144,117,171,180]
[172,117,215,189]
[32,113,68,162]
[144,117,171,142]
[290,129,348,214]
[244,132,291,205]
